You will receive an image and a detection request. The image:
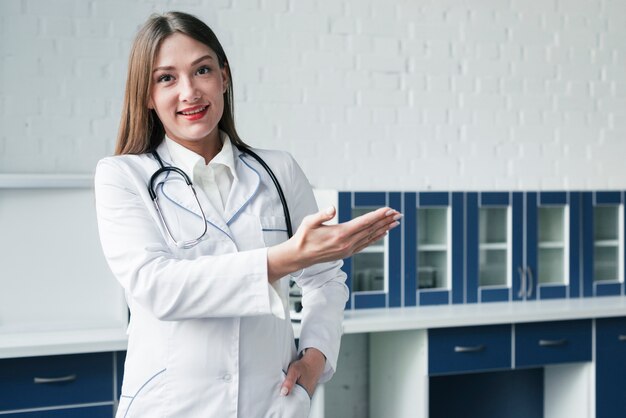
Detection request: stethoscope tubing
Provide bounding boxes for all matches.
[148,144,293,248]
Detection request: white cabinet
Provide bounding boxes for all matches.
[0,175,128,359]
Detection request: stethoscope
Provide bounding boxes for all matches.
[147,144,293,249]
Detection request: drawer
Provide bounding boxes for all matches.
[0,353,113,411]
[515,319,591,368]
[0,405,113,417]
[428,324,512,375]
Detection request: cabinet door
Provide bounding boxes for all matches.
[339,192,401,309]
[526,192,581,300]
[582,192,625,297]
[404,192,464,306]
[515,320,592,368]
[467,192,513,303]
[0,353,113,411]
[596,317,626,418]
[428,324,511,375]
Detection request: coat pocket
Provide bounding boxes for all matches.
[280,370,311,418]
[117,368,166,418]
[260,216,289,246]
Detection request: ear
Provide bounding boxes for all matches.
[147,97,155,110]
[221,62,229,93]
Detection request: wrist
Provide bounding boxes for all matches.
[267,239,303,283]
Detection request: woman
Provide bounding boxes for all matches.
[95,11,400,418]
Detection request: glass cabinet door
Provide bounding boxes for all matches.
[405,192,464,306]
[467,192,512,303]
[583,191,625,297]
[537,206,568,286]
[527,191,581,300]
[339,191,401,309]
[478,207,509,288]
[351,207,386,293]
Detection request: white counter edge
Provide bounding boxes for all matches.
[2,298,625,358]
[0,328,128,359]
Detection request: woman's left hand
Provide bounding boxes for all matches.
[281,348,326,398]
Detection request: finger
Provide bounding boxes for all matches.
[281,365,301,396]
[304,206,336,228]
[344,214,400,250]
[344,207,401,235]
[352,221,399,253]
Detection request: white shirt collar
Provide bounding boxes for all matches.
[164,131,237,182]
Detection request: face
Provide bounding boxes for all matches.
[149,32,228,152]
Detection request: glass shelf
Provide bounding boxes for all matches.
[593,206,622,282]
[537,206,568,285]
[417,207,450,290]
[352,207,386,292]
[479,207,510,287]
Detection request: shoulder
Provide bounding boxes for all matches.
[94,153,156,188]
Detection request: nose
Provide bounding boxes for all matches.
[179,76,200,102]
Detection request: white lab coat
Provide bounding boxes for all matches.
[94,141,348,418]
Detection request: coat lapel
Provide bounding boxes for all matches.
[224,147,261,225]
[154,141,234,241]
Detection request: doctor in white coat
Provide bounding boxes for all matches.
[95,11,401,418]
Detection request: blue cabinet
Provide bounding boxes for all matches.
[404,192,464,306]
[0,353,113,412]
[467,191,581,303]
[596,317,626,418]
[339,192,401,309]
[582,191,626,297]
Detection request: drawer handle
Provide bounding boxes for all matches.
[454,345,485,353]
[538,339,568,347]
[33,374,77,384]
[619,335,626,342]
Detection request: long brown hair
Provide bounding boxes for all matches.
[115,11,247,155]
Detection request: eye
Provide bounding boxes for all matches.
[197,66,211,75]
[157,74,174,83]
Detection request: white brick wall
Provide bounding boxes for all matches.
[0,0,624,190]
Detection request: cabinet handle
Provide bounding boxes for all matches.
[538,339,567,347]
[619,335,626,342]
[517,266,526,298]
[454,344,485,353]
[526,266,534,298]
[33,374,77,384]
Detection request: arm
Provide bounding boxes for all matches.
[276,153,400,395]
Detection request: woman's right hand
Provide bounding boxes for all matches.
[267,206,401,283]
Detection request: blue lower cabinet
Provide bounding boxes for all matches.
[0,405,113,417]
[515,320,592,368]
[0,353,113,411]
[116,351,126,399]
[428,324,511,375]
[430,368,544,418]
[596,317,626,418]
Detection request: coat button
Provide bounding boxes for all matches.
[223,374,232,382]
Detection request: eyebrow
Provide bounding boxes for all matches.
[153,55,214,72]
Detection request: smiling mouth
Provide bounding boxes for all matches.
[178,105,208,116]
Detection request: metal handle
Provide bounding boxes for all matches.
[538,339,567,347]
[517,266,526,298]
[454,344,485,353]
[33,374,77,384]
[619,335,626,342]
[526,266,534,298]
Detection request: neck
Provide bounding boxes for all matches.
[168,130,222,164]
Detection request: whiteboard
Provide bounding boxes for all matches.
[0,180,127,334]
